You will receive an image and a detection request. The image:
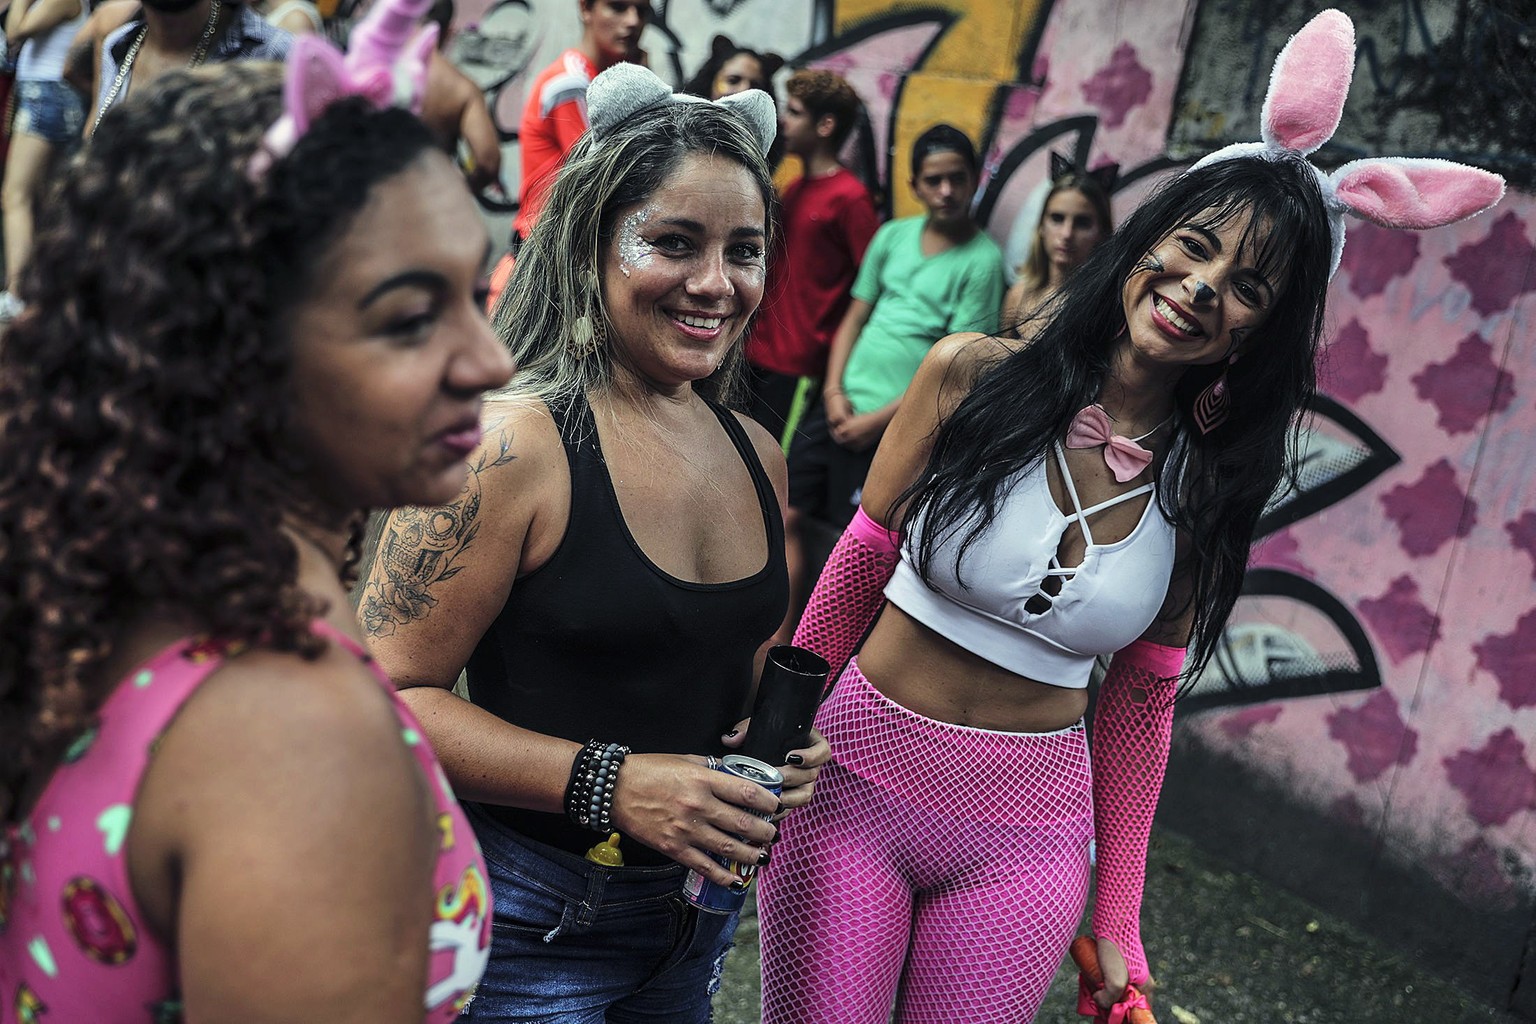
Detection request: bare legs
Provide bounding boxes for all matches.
[2,131,55,302]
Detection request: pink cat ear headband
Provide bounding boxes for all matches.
[246,0,438,180]
[1189,8,1504,278]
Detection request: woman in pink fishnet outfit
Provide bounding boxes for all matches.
[756,153,1336,1024]
[759,95,1510,1024]
[756,11,1509,1017]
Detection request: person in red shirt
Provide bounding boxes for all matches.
[744,68,877,442]
[514,0,649,242]
[483,0,649,313]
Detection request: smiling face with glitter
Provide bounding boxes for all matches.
[600,152,768,393]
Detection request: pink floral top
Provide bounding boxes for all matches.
[0,621,491,1023]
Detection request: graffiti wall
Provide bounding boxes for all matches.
[440,0,1536,1005]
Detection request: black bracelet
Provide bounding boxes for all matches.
[563,742,598,821]
[564,740,630,833]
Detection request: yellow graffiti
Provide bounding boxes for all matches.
[835,0,1045,79]
[833,0,1051,218]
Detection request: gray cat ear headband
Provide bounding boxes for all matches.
[585,62,777,156]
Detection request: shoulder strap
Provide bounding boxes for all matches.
[63,636,238,816]
[707,400,785,550]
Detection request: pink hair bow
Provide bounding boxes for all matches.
[1066,405,1153,484]
[1189,8,1504,278]
[247,0,438,180]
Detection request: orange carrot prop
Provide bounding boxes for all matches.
[1070,936,1157,1024]
[1071,936,1107,987]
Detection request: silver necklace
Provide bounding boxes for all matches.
[90,0,223,135]
[1096,403,1173,443]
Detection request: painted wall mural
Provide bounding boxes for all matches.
[437,0,1536,986]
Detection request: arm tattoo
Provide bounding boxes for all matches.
[358,423,517,638]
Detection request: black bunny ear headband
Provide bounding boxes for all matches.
[1048,150,1118,194]
[586,62,777,156]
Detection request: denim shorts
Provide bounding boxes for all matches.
[463,803,739,1023]
[13,80,83,145]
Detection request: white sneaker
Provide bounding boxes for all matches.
[0,291,24,321]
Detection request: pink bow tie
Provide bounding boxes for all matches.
[1066,405,1154,483]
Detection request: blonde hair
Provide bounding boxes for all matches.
[1017,175,1114,294]
[492,101,776,412]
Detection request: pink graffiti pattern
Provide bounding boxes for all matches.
[1472,609,1536,710]
[1410,333,1515,434]
[1341,221,1421,299]
[1323,318,1389,402]
[1379,458,1477,558]
[1250,528,1308,575]
[1078,43,1152,129]
[1443,212,1536,318]
[1507,512,1536,577]
[1443,728,1536,827]
[1326,689,1419,785]
[1218,705,1283,740]
[1356,575,1441,664]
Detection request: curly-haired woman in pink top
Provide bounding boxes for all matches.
[0,21,513,1020]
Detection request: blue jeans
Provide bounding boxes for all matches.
[13,80,83,144]
[464,804,739,1023]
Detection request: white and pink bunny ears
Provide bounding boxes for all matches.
[247,0,439,180]
[585,62,777,157]
[1188,8,1505,278]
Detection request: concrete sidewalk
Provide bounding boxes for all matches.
[712,825,1517,1023]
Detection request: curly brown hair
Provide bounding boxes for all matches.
[0,62,439,814]
[785,68,862,147]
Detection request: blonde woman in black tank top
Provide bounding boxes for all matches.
[359,65,831,1022]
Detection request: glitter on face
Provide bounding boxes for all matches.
[615,203,660,278]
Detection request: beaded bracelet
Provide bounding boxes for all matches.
[564,739,631,833]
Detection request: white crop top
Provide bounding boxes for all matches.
[884,443,1176,687]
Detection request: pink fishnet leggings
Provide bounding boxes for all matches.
[757,658,1093,1023]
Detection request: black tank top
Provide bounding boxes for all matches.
[466,395,788,861]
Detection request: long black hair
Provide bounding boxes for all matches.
[898,154,1334,678]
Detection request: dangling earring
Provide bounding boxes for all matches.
[1193,353,1235,434]
[569,270,605,358]
[570,308,605,357]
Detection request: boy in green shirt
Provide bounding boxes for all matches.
[788,123,1004,530]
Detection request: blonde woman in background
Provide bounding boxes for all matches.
[1002,154,1114,340]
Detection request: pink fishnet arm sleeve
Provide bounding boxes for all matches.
[1090,639,1185,986]
[791,507,900,680]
